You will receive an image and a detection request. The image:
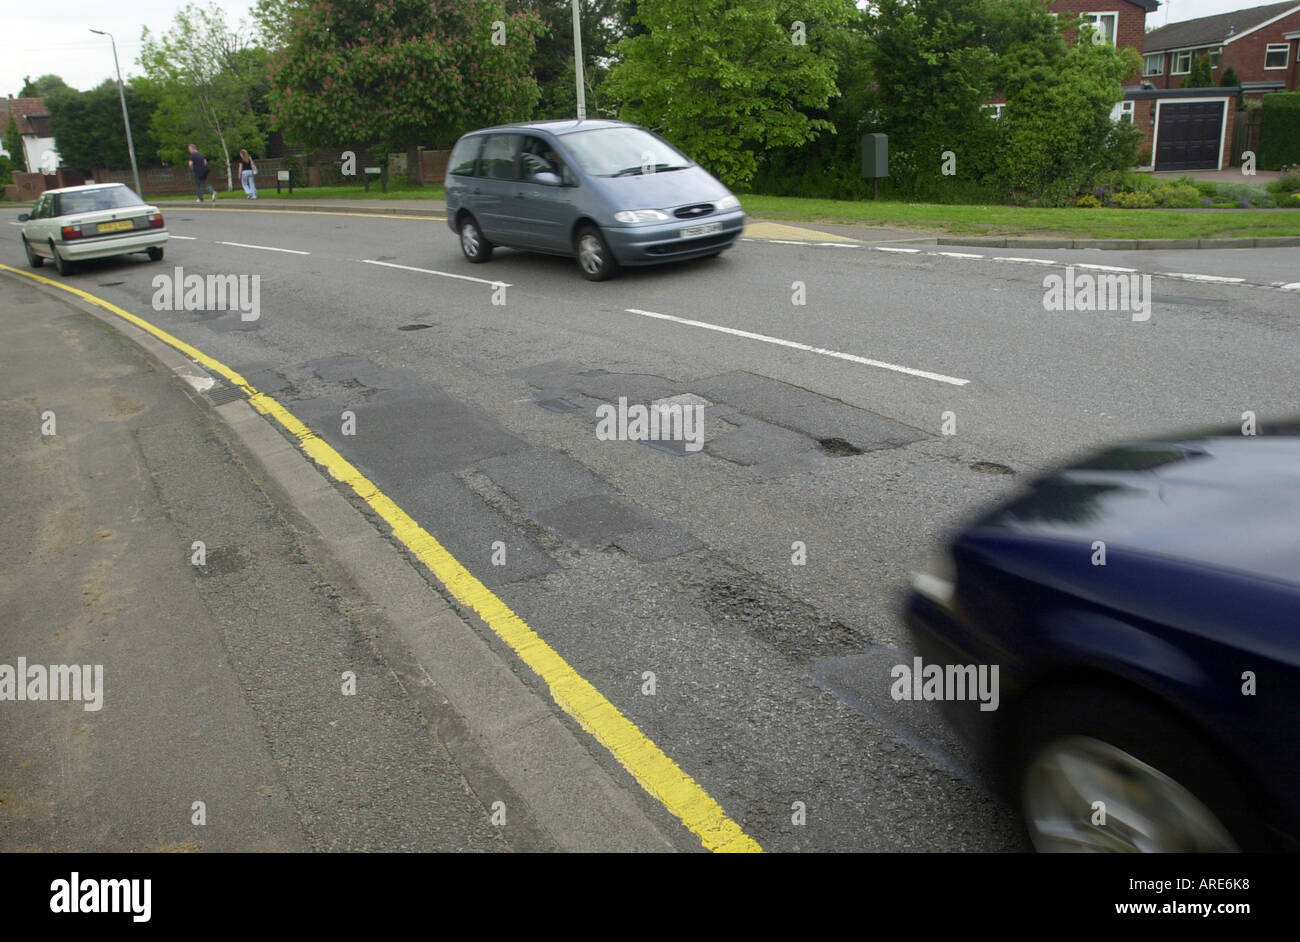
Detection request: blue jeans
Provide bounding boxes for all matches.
[195,174,215,199]
[241,170,257,198]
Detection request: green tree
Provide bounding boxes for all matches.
[603,0,854,189]
[19,74,74,99]
[1219,66,1242,87]
[267,0,541,183]
[526,0,631,119]
[1000,27,1142,203]
[1182,53,1213,88]
[3,116,26,172]
[140,2,269,187]
[47,80,160,172]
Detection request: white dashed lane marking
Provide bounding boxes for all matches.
[624,307,970,387]
[216,241,310,255]
[361,258,511,288]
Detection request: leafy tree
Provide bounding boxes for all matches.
[140,2,268,187]
[1182,53,1213,89]
[1219,66,1241,87]
[267,0,541,182]
[525,0,630,119]
[47,80,160,172]
[3,116,26,172]
[0,153,15,187]
[19,74,74,99]
[1000,27,1142,203]
[603,0,854,189]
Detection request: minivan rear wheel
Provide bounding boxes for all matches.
[575,225,618,281]
[459,215,493,263]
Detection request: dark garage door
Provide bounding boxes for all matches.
[1156,101,1225,171]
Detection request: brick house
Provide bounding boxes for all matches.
[0,96,59,173]
[1141,1,1300,97]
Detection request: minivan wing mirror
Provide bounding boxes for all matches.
[533,171,562,186]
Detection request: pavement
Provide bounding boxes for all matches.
[0,273,676,853]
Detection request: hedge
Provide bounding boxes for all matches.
[1259,92,1300,170]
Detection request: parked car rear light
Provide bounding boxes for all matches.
[147,213,164,228]
[60,225,83,240]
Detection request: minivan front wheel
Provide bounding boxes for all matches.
[459,216,493,263]
[575,226,618,281]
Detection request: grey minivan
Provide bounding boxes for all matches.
[444,119,745,281]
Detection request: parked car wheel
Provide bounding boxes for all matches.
[459,215,493,263]
[23,237,43,268]
[147,246,165,262]
[1014,686,1249,852]
[50,241,74,276]
[575,225,618,281]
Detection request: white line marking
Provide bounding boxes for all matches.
[875,246,922,254]
[816,242,860,248]
[932,251,984,259]
[361,258,511,287]
[217,240,310,255]
[764,239,818,245]
[1074,263,1136,272]
[1280,282,1300,291]
[1162,272,1244,283]
[624,308,969,386]
[169,235,198,240]
[993,256,1055,264]
[8,221,25,227]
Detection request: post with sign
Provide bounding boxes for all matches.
[276,169,292,194]
[861,133,888,201]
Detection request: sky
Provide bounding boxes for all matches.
[1,0,1286,99]
[4,0,257,98]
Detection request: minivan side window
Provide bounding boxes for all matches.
[448,136,481,176]
[478,134,519,180]
[519,135,572,185]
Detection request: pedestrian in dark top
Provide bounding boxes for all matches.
[188,144,217,203]
[237,149,258,199]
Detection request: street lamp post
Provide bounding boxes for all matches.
[572,0,586,120]
[90,29,142,197]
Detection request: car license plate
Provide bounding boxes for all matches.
[98,219,135,233]
[680,221,722,239]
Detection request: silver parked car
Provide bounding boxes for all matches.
[445,119,745,281]
[19,183,168,275]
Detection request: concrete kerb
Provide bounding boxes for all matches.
[0,269,682,854]
[940,235,1300,250]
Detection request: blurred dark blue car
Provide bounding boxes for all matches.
[906,422,1300,852]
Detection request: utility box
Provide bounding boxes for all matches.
[861,133,889,178]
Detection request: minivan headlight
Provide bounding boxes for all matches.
[715,195,741,211]
[614,209,670,223]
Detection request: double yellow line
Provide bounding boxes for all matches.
[1,263,762,853]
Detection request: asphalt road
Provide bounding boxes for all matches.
[5,206,1297,851]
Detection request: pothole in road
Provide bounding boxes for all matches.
[818,437,864,457]
[398,324,432,331]
[970,461,1014,475]
[97,281,124,287]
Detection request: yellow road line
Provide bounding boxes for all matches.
[0,262,762,854]
[160,206,443,222]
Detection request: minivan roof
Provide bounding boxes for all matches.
[466,118,634,137]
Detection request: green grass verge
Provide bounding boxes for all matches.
[152,182,446,202]
[738,194,1300,239]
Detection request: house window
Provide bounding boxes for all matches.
[1173,50,1193,74]
[1083,12,1118,46]
[1208,48,1221,69]
[1111,100,1135,123]
[1143,53,1164,76]
[982,104,1005,119]
[1265,44,1290,70]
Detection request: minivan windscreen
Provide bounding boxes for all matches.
[560,127,692,177]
